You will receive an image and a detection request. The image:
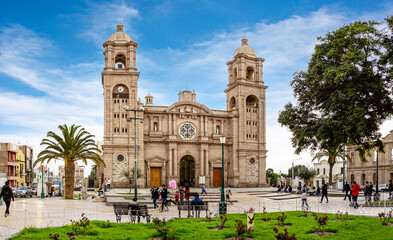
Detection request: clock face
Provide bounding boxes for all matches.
[118,86,124,92]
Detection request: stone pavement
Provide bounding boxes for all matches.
[0,187,391,239]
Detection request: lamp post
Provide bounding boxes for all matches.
[124,105,144,201]
[40,164,45,199]
[342,145,346,191]
[374,150,380,202]
[219,135,226,214]
[292,158,302,186]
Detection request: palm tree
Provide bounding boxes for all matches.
[312,145,348,186]
[34,124,105,199]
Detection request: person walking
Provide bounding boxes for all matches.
[0,181,15,217]
[364,181,370,204]
[343,181,351,201]
[107,178,111,190]
[351,181,360,209]
[388,180,393,200]
[201,184,207,195]
[103,178,108,192]
[320,183,328,203]
[160,184,168,212]
[184,186,190,203]
[225,185,232,202]
[301,190,309,208]
[150,186,159,209]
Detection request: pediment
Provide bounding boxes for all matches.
[167,102,211,114]
[145,155,168,164]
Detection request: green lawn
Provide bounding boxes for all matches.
[10,211,393,240]
[123,197,145,200]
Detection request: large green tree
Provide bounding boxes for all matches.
[34,124,105,199]
[266,168,280,186]
[279,17,393,172]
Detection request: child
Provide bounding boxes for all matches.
[225,185,232,202]
[301,190,309,207]
[201,184,207,195]
[185,187,190,202]
[175,191,180,204]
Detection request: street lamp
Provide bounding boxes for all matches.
[124,105,144,202]
[374,150,380,202]
[219,135,226,214]
[40,164,45,199]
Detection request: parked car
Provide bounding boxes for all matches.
[378,184,389,192]
[15,187,35,198]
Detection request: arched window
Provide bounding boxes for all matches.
[233,67,237,81]
[246,67,254,81]
[323,168,325,175]
[361,173,366,185]
[115,54,126,68]
[317,168,320,175]
[229,97,236,110]
[351,174,354,182]
[216,125,220,134]
[246,95,258,108]
[153,122,158,131]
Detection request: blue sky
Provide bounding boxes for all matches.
[0,0,392,176]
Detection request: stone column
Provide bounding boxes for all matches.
[168,147,173,176]
[169,114,172,134]
[174,148,178,176]
[200,148,204,176]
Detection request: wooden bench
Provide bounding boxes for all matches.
[177,202,209,218]
[113,203,130,223]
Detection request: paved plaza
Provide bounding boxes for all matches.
[0,188,391,239]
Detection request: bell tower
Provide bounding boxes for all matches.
[225,37,268,187]
[102,23,144,187]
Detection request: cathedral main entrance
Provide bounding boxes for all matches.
[179,155,195,187]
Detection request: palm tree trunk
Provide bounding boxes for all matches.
[328,156,334,186]
[65,160,75,199]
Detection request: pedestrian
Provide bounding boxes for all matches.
[160,184,168,212]
[225,185,232,202]
[301,190,309,207]
[191,194,203,217]
[0,181,15,217]
[107,178,111,190]
[201,184,207,195]
[179,185,185,204]
[388,180,393,200]
[343,181,351,200]
[175,191,180,204]
[364,181,369,204]
[369,181,373,202]
[184,186,190,203]
[351,181,360,209]
[296,184,301,194]
[104,178,108,192]
[150,186,159,209]
[320,183,328,203]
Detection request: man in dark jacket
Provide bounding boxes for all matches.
[160,184,168,212]
[150,186,159,209]
[320,183,328,203]
[388,180,393,200]
[0,181,15,217]
[343,181,351,201]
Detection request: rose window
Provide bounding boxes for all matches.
[179,123,196,140]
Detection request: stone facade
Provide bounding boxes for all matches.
[347,130,393,185]
[313,159,343,189]
[102,24,268,188]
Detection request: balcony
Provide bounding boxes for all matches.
[7,162,18,166]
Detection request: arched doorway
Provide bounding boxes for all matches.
[180,155,195,187]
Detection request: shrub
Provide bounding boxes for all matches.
[152,217,177,240]
[234,219,253,239]
[336,211,349,221]
[216,214,227,230]
[276,212,287,226]
[273,227,296,240]
[69,213,92,235]
[205,210,213,222]
[302,207,310,217]
[48,233,59,240]
[261,207,271,221]
[378,209,393,226]
[102,220,111,228]
[312,213,329,235]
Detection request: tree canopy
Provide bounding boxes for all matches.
[34,124,104,199]
[279,16,393,163]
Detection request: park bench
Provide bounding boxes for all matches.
[129,204,152,223]
[177,202,209,218]
[113,203,130,223]
[113,203,151,223]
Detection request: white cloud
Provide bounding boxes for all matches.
[76,0,139,44]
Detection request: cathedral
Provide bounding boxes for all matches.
[102,23,268,188]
